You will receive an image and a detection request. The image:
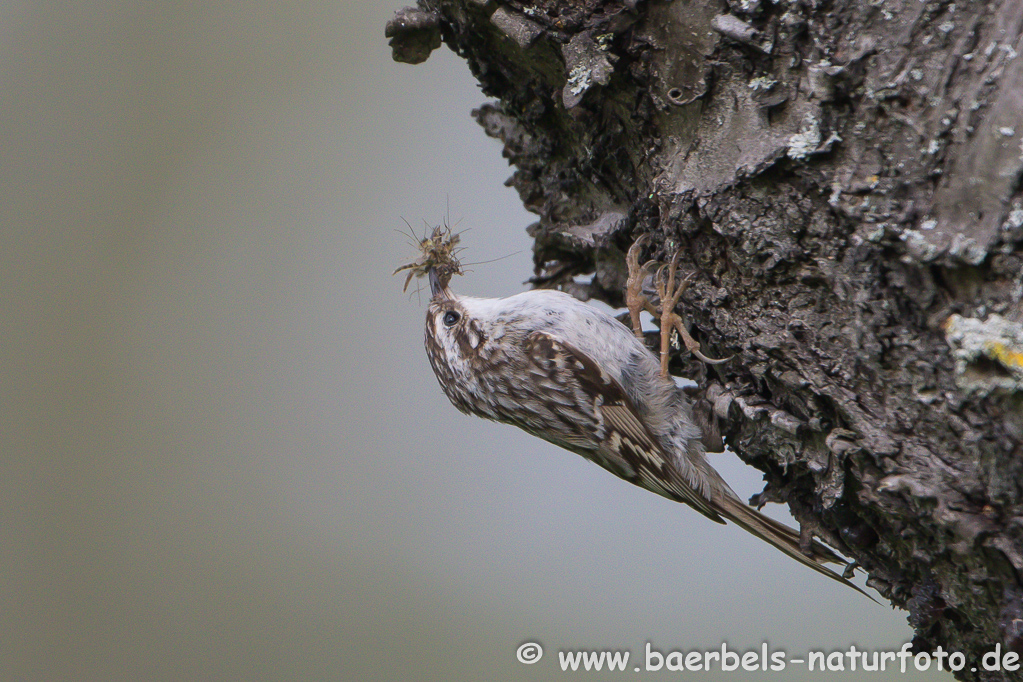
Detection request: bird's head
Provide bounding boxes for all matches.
[396,222,503,414]
[425,282,488,373]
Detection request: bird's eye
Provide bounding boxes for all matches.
[442,310,461,327]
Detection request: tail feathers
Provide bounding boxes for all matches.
[716,495,879,604]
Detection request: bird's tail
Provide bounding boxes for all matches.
[715,494,879,603]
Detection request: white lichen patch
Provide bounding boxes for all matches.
[901,230,941,260]
[948,234,987,265]
[866,225,885,242]
[1005,205,1023,229]
[828,182,842,207]
[787,114,822,160]
[567,64,592,96]
[748,76,777,91]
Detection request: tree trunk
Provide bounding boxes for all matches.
[387,1,1023,678]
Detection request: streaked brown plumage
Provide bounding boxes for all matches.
[410,230,873,601]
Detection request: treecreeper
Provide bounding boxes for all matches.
[397,225,876,601]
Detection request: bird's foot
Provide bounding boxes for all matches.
[625,238,731,377]
[625,236,656,342]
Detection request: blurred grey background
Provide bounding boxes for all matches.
[0,2,946,680]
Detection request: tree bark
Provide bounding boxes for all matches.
[387,1,1023,678]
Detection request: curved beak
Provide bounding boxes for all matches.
[429,268,451,300]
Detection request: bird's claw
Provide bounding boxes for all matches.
[625,238,730,376]
[625,237,655,341]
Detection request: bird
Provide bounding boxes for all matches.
[400,226,873,599]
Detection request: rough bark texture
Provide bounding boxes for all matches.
[387,1,1023,678]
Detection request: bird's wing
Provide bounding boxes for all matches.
[524,331,724,523]
[522,332,878,600]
